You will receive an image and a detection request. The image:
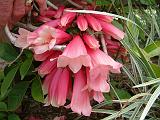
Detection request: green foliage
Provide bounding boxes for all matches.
[31,77,44,103]
[1,65,19,97]
[8,81,30,111]
[0,43,18,62]
[8,113,21,120]
[20,54,33,80]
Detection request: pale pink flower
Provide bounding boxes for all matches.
[86,48,122,92]
[92,14,114,23]
[45,68,70,107]
[92,91,105,103]
[53,116,66,120]
[83,34,100,49]
[85,14,102,31]
[76,15,88,31]
[70,69,92,116]
[100,21,125,40]
[38,52,61,76]
[57,35,91,73]
[15,28,30,48]
[86,67,110,93]
[60,12,76,26]
[28,25,71,54]
[34,50,55,61]
[42,67,57,95]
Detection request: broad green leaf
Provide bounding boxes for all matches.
[31,77,44,103]
[8,113,21,120]
[20,57,33,80]
[0,102,7,111]
[0,112,6,119]
[1,65,19,97]
[0,43,18,62]
[8,81,30,111]
[0,70,4,81]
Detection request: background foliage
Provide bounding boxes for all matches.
[0,0,160,119]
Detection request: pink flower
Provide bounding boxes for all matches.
[60,12,76,26]
[92,14,114,23]
[38,51,61,76]
[76,15,88,31]
[53,116,66,120]
[83,34,100,49]
[92,91,105,103]
[28,116,42,120]
[45,68,71,107]
[36,16,52,23]
[15,28,30,48]
[85,14,102,31]
[45,10,56,17]
[70,69,92,116]
[44,19,60,28]
[57,35,91,73]
[34,50,55,61]
[86,48,122,92]
[35,0,47,16]
[54,6,65,19]
[28,25,71,54]
[42,68,57,95]
[100,21,125,40]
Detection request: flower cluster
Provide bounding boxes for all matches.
[16,7,125,116]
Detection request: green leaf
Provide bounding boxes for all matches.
[150,63,160,77]
[0,112,6,119]
[1,65,19,97]
[20,57,33,80]
[115,89,131,99]
[0,43,18,62]
[144,40,160,58]
[140,85,160,120]
[0,102,7,111]
[0,70,4,82]
[7,81,30,111]
[31,77,44,103]
[140,0,156,5]
[102,102,139,120]
[8,113,21,120]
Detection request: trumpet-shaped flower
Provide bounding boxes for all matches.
[100,21,125,40]
[38,52,61,76]
[28,25,71,54]
[34,50,55,61]
[92,14,114,23]
[57,35,91,73]
[15,28,30,48]
[70,69,92,116]
[45,68,70,107]
[86,48,122,92]
[77,15,88,31]
[85,14,102,31]
[60,12,76,26]
[83,34,100,49]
